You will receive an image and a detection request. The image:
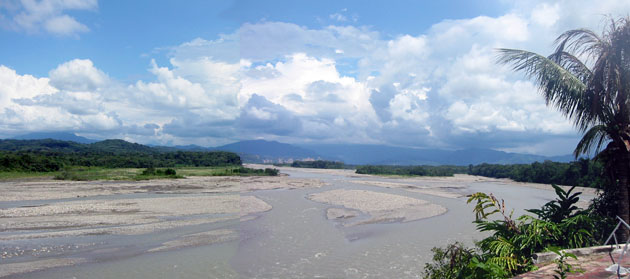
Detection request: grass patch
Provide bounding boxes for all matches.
[51,166,279,181]
[54,167,143,181]
[0,171,58,181]
[54,167,185,181]
[176,166,279,176]
[0,166,280,181]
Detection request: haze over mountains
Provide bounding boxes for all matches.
[6,132,574,166]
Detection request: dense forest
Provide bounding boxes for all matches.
[467,159,605,188]
[356,159,605,188]
[290,160,345,169]
[356,165,467,177]
[0,139,242,172]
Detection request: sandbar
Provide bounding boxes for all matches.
[308,189,447,226]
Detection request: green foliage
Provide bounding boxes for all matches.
[422,242,510,279]
[424,188,602,278]
[164,168,176,175]
[230,167,279,176]
[0,139,242,173]
[54,167,140,181]
[527,184,583,223]
[184,166,280,177]
[139,167,177,177]
[142,167,156,175]
[466,189,597,275]
[422,242,476,279]
[53,167,184,181]
[264,168,279,176]
[356,165,466,177]
[290,160,345,169]
[468,159,605,188]
[498,16,630,233]
[355,159,605,186]
[546,247,579,279]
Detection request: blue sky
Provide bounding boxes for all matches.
[1,0,629,155]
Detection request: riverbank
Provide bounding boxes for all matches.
[0,166,598,278]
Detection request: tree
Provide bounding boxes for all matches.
[497,17,630,239]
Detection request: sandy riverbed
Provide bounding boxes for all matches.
[0,175,327,202]
[0,175,324,277]
[0,167,598,278]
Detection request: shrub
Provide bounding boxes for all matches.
[142,167,156,175]
[164,168,176,175]
[424,186,602,278]
[264,168,279,176]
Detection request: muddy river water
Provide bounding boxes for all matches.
[0,167,596,278]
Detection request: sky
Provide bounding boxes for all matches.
[0,0,629,156]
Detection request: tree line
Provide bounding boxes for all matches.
[355,158,605,188]
[468,159,605,188]
[0,138,243,172]
[290,160,345,169]
[0,150,242,172]
[356,165,466,177]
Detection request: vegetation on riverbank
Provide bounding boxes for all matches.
[0,139,281,180]
[424,185,611,278]
[49,166,279,181]
[424,17,630,278]
[468,159,605,188]
[356,159,606,189]
[0,139,242,172]
[356,165,464,176]
[288,160,346,169]
[179,166,279,177]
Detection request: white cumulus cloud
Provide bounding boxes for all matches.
[1,0,96,36]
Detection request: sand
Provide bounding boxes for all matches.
[308,189,447,226]
[0,175,327,202]
[148,229,239,252]
[0,195,272,241]
[0,174,302,277]
[0,167,597,277]
[0,258,87,278]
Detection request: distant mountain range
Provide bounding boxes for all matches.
[5,132,574,165]
[297,144,573,165]
[214,140,319,163]
[11,131,98,144]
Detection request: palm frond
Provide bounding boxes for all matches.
[574,124,609,157]
[496,49,593,131]
[554,28,605,64]
[548,51,592,82]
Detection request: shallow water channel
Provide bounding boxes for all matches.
[8,169,591,279]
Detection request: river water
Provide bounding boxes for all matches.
[15,169,590,279]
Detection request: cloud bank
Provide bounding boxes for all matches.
[1,0,629,154]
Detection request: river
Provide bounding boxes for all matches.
[5,168,594,279]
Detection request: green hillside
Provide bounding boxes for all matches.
[0,139,242,172]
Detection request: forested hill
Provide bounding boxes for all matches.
[0,139,177,154]
[0,139,242,172]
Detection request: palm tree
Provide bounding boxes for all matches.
[497,17,630,239]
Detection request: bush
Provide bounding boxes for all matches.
[422,242,509,279]
[140,167,176,177]
[424,186,603,278]
[164,168,176,175]
[264,168,279,176]
[142,167,156,175]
